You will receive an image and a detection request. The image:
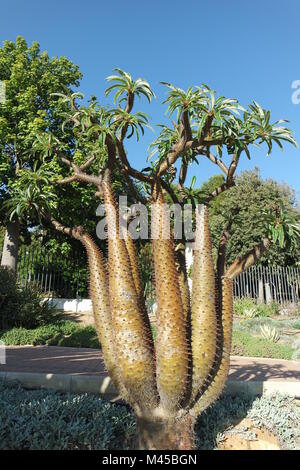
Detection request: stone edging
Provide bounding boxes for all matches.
[0,371,299,399]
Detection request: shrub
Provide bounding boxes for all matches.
[234,298,256,316]
[234,298,279,318]
[0,321,100,349]
[0,267,20,328]
[0,267,60,330]
[256,302,280,317]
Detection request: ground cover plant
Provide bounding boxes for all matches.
[0,379,299,450]
[231,330,294,360]
[233,315,300,358]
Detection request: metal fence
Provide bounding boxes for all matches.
[1,244,300,303]
[15,245,88,299]
[233,265,300,304]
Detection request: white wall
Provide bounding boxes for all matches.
[47,298,92,313]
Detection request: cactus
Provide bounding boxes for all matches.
[62,186,237,449]
[101,169,158,413]
[190,205,217,401]
[151,188,189,412]
[46,71,293,450]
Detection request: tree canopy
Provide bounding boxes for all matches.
[0,37,84,231]
[199,168,300,267]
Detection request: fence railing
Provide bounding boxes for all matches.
[15,245,88,299]
[233,264,300,304]
[1,244,299,303]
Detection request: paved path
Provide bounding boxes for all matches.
[1,346,300,381]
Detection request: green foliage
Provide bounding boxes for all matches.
[231,330,293,359]
[161,82,244,131]
[0,320,99,348]
[147,82,296,173]
[0,36,82,224]
[105,68,155,104]
[37,69,297,198]
[0,379,135,450]
[263,204,300,251]
[0,267,60,329]
[4,159,58,223]
[109,108,151,141]
[242,102,297,155]
[17,241,89,299]
[161,83,208,117]
[233,316,300,357]
[234,298,279,317]
[204,168,300,266]
[236,317,300,331]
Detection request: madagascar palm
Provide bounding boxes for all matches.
[4,162,57,223]
[263,204,300,251]
[105,68,155,104]
[35,69,297,450]
[109,108,152,141]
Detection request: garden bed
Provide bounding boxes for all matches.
[0,320,100,349]
[0,379,299,450]
[1,315,300,361]
[232,317,300,360]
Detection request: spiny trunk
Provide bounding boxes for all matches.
[151,187,189,411]
[174,242,193,407]
[122,228,153,346]
[78,231,126,395]
[190,205,217,401]
[136,410,196,450]
[1,218,20,272]
[191,276,233,417]
[102,169,157,412]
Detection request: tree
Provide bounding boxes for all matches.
[0,36,81,270]
[30,69,297,449]
[199,169,300,267]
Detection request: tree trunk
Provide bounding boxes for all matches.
[136,412,196,450]
[1,218,20,272]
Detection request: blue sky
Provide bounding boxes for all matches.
[1,0,300,199]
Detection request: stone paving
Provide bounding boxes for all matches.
[1,346,300,381]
